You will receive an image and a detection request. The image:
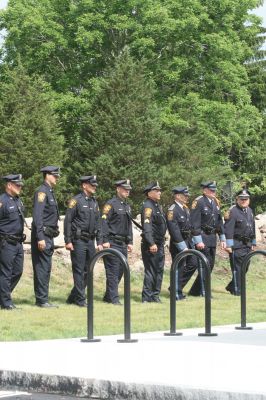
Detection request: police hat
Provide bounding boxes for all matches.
[115,179,132,190]
[201,181,217,191]
[236,189,250,199]
[79,175,98,186]
[143,181,161,194]
[2,174,24,186]
[172,186,189,195]
[40,166,60,176]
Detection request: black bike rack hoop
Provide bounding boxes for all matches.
[164,249,217,338]
[235,250,266,331]
[81,248,138,343]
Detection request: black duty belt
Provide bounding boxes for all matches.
[0,233,26,245]
[234,234,253,244]
[109,234,130,245]
[202,226,216,235]
[181,230,191,239]
[73,229,95,241]
[43,226,60,238]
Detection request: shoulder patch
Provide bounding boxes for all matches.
[38,192,46,203]
[102,204,112,215]
[196,195,203,200]
[224,210,230,220]
[168,204,175,211]
[144,207,153,218]
[191,200,198,209]
[68,199,77,209]
[214,197,221,208]
[167,210,174,221]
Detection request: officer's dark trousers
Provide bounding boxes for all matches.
[31,232,54,304]
[169,241,199,297]
[142,242,165,302]
[188,246,216,296]
[67,239,96,305]
[103,241,127,304]
[0,241,23,307]
[226,246,251,295]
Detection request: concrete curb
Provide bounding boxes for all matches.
[1,370,266,400]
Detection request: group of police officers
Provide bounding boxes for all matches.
[0,166,256,310]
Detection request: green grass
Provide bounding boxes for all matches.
[0,253,266,341]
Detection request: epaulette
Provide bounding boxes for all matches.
[168,204,176,211]
[213,197,221,207]
[191,196,202,209]
[224,205,235,220]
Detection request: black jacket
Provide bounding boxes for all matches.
[64,192,102,245]
[141,198,167,246]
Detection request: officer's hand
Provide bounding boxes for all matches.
[38,240,46,251]
[65,243,74,251]
[220,241,226,250]
[96,244,103,251]
[196,242,205,250]
[225,247,232,254]
[127,244,133,252]
[149,244,158,253]
[103,242,110,248]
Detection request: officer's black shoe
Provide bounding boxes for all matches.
[112,301,122,306]
[36,302,59,308]
[1,304,17,310]
[77,302,87,307]
[176,294,187,301]
[152,297,162,303]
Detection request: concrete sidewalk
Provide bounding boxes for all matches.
[1,322,266,399]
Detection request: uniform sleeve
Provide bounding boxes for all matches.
[0,201,4,219]
[101,202,113,243]
[251,209,256,246]
[95,202,103,245]
[142,207,155,246]
[191,199,203,244]
[128,218,133,245]
[32,190,47,241]
[224,209,236,247]
[64,198,77,244]
[166,209,187,250]
[218,211,226,241]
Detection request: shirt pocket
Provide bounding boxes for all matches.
[8,208,18,221]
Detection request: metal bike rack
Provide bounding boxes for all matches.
[81,248,138,343]
[235,250,266,330]
[164,249,217,337]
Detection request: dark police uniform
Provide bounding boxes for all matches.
[190,181,225,296]
[141,182,167,303]
[224,190,256,295]
[0,175,25,309]
[166,186,198,300]
[102,180,133,304]
[31,166,60,307]
[64,176,102,306]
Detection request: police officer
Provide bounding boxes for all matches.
[64,175,103,307]
[31,166,60,308]
[224,189,256,295]
[189,181,226,296]
[102,180,133,305]
[141,182,167,303]
[166,186,198,300]
[0,175,25,310]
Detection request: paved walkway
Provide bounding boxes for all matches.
[1,322,266,399]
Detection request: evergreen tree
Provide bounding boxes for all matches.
[0,65,65,214]
[78,50,164,211]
